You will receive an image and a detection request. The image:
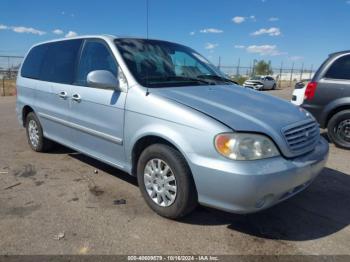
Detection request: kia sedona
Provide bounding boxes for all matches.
[16,35,329,219]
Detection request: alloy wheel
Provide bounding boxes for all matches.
[143,158,177,207]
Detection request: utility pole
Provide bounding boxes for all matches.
[252,59,257,77]
[236,58,240,77]
[289,62,294,88]
[309,64,314,79]
[300,62,304,81]
[279,61,283,89]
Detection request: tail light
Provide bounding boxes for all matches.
[304,82,318,101]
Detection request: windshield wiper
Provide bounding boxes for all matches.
[142,76,212,85]
[197,74,238,85]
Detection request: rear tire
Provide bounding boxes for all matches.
[25,112,53,152]
[136,144,197,219]
[327,110,350,149]
[272,84,277,90]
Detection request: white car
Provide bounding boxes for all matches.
[243,76,276,90]
[291,80,311,106]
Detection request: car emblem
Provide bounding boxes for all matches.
[305,131,310,137]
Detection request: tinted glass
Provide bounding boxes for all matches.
[325,55,350,80]
[40,39,82,84]
[21,44,48,79]
[76,40,117,86]
[115,38,225,87]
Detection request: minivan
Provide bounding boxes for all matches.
[16,35,329,219]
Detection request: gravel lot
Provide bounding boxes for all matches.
[0,87,350,255]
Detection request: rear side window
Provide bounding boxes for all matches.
[21,44,48,79]
[40,40,82,84]
[325,55,350,80]
[76,40,117,86]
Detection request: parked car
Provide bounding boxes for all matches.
[243,75,276,90]
[291,79,311,106]
[16,36,329,219]
[301,51,350,149]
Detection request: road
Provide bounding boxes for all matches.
[0,88,350,255]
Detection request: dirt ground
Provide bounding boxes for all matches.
[0,79,16,96]
[0,87,349,255]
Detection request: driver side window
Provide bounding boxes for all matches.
[76,40,118,86]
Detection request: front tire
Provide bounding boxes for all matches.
[136,144,197,219]
[25,112,53,152]
[327,110,350,149]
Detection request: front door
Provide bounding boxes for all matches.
[69,39,127,169]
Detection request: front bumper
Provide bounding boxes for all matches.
[243,84,263,90]
[187,137,329,214]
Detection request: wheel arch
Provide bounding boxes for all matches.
[22,105,35,127]
[131,135,186,177]
[325,103,350,128]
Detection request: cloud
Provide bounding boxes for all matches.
[200,28,223,33]
[189,31,195,36]
[11,26,46,35]
[205,43,218,50]
[232,16,245,24]
[232,15,256,24]
[234,45,245,49]
[246,45,285,56]
[269,17,279,22]
[52,29,64,35]
[65,31,78,38]
[289,56,304,61]
[252,27,281,36]
[250,15,256,21]
[0,24,46,35]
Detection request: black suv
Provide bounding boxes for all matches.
[302,51,350,149]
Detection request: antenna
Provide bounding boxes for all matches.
[146,0,149,39]
[145,0,150,96]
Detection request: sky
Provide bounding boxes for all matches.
[1,0,350,69]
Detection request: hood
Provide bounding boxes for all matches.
[151,85,313,157]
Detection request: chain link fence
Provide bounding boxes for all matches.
[0,55,316,96]
[218,63,315,89]
[0,55,23,96]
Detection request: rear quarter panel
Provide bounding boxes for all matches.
[16,76,37,125]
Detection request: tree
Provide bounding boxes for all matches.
[253,60,273,76]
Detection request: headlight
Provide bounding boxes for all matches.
[214,133,280,160]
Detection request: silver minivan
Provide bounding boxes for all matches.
[16,35,329,219]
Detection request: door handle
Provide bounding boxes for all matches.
[58,91,67,99]
[72,93,81,102]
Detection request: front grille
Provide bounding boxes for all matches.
[282,120,320,155]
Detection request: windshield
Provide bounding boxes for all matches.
[115,38,229,87]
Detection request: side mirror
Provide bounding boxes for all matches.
[87,70,120,90]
